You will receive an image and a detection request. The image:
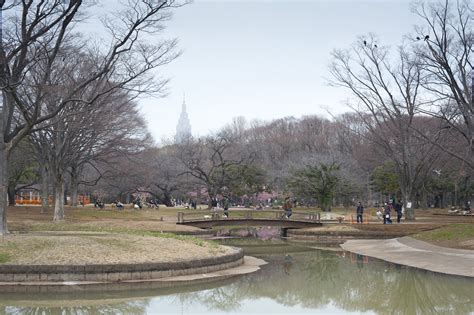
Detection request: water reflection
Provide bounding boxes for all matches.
[2,301,148,315]
[215,226,282,240]
[1,244,474,315]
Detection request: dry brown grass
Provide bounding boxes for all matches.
[0,232,230,265]
[6,205,200,234]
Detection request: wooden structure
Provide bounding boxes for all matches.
[177,209,323,229]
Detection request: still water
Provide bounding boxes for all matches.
[1,239,473,315]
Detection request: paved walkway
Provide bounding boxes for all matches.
[341,237,474,278]
[157,256,267,282]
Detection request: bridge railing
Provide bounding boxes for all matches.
[177,209,321,224]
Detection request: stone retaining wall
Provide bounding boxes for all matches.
[0,248,244,283]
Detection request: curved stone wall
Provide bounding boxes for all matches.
[0,248,244,283]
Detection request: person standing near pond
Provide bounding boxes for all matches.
[356,201,364,223]
[383,202,392,224]
[395,200,403,223]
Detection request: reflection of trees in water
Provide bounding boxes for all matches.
[388,271,474,315]
[3,251,474,314]
[200,287,241,312]
[176,251,474,314]
[172,287,242,313]
[335,260,474,315]
[1,300,149,315]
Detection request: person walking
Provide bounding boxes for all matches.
[211,198,218,210]
[282,197,293,219]
[223,197,230,218]
[383,202,392,224]
[395,200,403,223]
[356,201,364,223]
[463,201,471,215]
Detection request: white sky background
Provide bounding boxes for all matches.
[90,0,422,142]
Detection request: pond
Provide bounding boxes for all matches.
[1,238,473,315]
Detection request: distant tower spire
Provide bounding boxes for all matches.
[182,92,187,112]
[175,94,192,143]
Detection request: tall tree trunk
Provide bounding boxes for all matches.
[71,186,78,207]
[366,171,372,206]
[70,166,79,207]
[0,142,9,234]
[453,182,459,207]
[403,188,415,220]
[64,179,69,206]
[207,188,215,210]
[53,173,65,221]
[421,186,428,210]
[7,184,15,206]
[162,192,173,207]
[40,165,49,213]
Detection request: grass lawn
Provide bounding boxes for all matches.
[7,205,201,234]
[412,224,474,250]
[1,206,228,265]
[0,232,227,265]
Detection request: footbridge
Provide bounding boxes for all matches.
[177,209,324,229]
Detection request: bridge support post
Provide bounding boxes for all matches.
[177,212,184,223]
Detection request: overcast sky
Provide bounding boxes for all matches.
[137,0,420,142]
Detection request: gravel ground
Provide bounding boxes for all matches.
[0,233,232,265]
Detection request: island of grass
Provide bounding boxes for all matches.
[0,231,246,283]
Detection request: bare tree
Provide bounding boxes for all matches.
[0,0,184,233]
[329,36,439,219]
[412,0,473,168]
[7,139,37,206]
[134,146,188,206]
[177,129,257,208]
[31,82,151,220]
[30,127,54,213]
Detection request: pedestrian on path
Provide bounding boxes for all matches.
[383,202,392,224]
[282,196,293,219]
[356,201,364,223]
[395,200,403,223]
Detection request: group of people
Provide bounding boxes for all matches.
[463,201,471,215]
[210,197,231,218]
[210,196,294,220]
[94,199,105,209]
[356,200,403,224]
[381,201,403,224]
